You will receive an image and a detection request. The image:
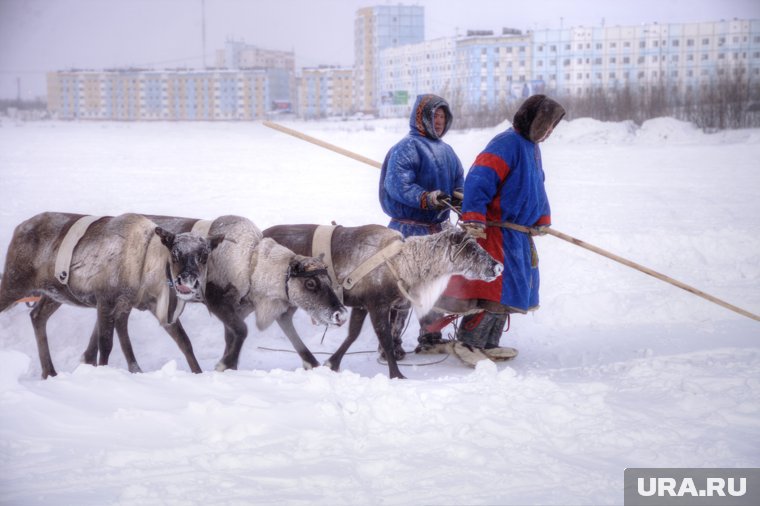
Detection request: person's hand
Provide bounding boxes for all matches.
[462,222,486,239]
[451,190,464,210]
[529,225,550,236]
[424,190,450,210]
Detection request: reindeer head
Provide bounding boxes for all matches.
[444,227,503,281]
[286,255,347,326]
[155,227,225,301]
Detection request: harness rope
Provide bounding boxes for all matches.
[256,346,451,368]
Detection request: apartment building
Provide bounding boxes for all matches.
[354,4,425,115]
[47,68,270,120]
[215,39,296,111]
[374,18,760,116]
[533,18,760,97]
[298,66,354,119]
[378,37,456,117]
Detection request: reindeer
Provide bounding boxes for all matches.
[263,224,503,379]
[82,215,348,372]
[0,212,223,378]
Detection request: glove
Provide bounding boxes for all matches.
[423,190,450,211]
[450,190,463,210]
[529,225,550,236]
[462,222,486,239]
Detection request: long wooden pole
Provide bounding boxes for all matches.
[263,121,382,169]
[262,120,760,323]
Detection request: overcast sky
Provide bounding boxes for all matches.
[1,0,758,100]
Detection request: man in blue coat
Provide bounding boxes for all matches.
[379,94,464,237]
[443,94,566,358]
[379,93,464,353]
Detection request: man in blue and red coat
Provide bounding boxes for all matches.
[442,95,566,358]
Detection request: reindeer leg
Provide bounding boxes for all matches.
[325,307,367,372]
[369,306,405,379]
[96,301,116,367]
[210,304,248,372]
[81,321,99,366]
[163,319,202,373]
[29,295,61,379]
[114,310,142,373]
[276,306,320,370]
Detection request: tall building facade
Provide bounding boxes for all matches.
[378,37,456,117]
[298,66,354,119]
[354,4,424,115]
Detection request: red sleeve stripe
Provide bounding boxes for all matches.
[474,152,510,181]
[461,212,486,223]
[535,215,551,226]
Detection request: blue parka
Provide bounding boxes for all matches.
[379,94,464,237]
[445,95,565,312]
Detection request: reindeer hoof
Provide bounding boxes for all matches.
[323,358,341,372]
[127,363,143,374]
[378,343,406,361]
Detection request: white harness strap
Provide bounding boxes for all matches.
[312,225,342,301]
[140,228,187,327]
[55,215,103,285]
[147,233,172,326]
[342,240,404,291]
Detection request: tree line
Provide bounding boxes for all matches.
[449,76,760,131]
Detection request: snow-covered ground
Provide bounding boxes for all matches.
[0,116,758,505]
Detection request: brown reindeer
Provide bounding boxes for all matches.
[263,224,503,379]
[82,215,348,372]
[0,212,223,378]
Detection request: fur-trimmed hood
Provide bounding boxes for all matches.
[408,94,453,140]
[512,94,566,142]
